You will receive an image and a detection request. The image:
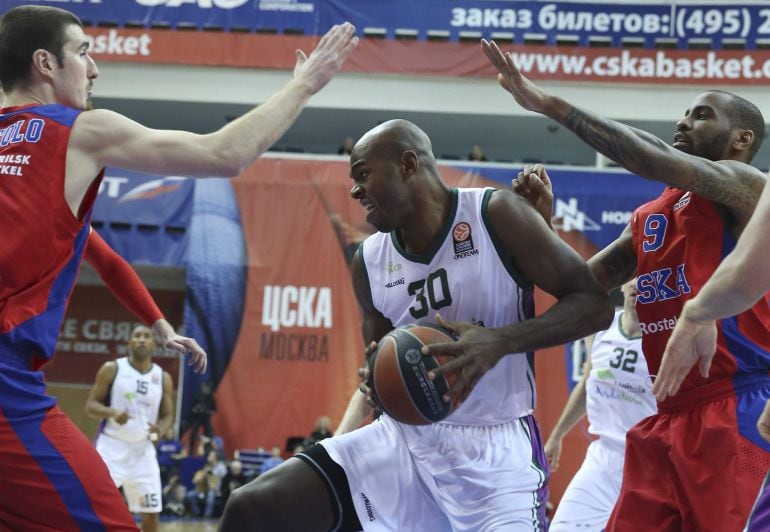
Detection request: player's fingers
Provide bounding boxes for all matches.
[435,313,467,337]
[364,340,378,357]
[699,351,715,379]
[422,341,463,361]
[294,49,307,68]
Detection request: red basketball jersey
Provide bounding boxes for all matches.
[0,104,103,369]
[631,187,770,398]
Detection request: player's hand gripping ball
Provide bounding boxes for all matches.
[367,323,457,425]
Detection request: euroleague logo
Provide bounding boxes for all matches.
[453,222,478,260]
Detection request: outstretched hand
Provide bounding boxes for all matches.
[481,39,551,114]
[513,164,554,228]
[294,22,359,94]
[653,313,717,402]
[152,319,208,374]
[422,314,507,405]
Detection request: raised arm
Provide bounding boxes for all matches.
[65,24,358,212]
[84,229,207,373]
[428,189,614,402]
[654,180,770,400]
[482,39,766,225]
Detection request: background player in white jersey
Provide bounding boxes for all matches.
[85,326,174,532]
[220,119,613,531]
[546,279,657,531]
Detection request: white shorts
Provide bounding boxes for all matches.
[318,414,549,531]
[549,440,624,531]
[95,433,162,513]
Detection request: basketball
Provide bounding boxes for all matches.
[367,323,457,425]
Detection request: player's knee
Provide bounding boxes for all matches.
[221,477,279,531]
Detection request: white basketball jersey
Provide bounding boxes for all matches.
[103,357,164,443]
[586,311,657,452]
[361,188,535,425]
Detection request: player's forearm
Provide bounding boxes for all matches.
[543,97,686,185]
[549,377,588,441]
[85,401,117,421]
[207,78,314,176]
[335,390,371,436]
[157,414,175,439]
[497,290,613,355]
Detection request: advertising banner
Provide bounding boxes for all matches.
[75,25,770,85]
[92,168,194,266]
[10,1,770,48]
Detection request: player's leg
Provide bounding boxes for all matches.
[219,452,340,531]
[672,378,770,530]
[411,415,549,531]
[549,441,623,531]
[122,444,163,532]
[0,403,137,531]
[606,414,680,532]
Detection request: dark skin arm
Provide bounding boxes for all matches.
[483,39,766,232]
[335,249,394,435]
[85,361,131,424]
[426,189,614,403]
[515,164,637,292]
[149,371,175,440]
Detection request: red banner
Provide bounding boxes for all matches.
[88,27,770,85]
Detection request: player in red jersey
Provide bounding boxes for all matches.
[480,40,770,531]
[0,5,357,529]
[656,169,770,530]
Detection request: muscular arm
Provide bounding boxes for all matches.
[84,361,120,420]
[481,40,766,227]
[554,103,765,225]
[587,224,637,292]
[64,24,357,214]
[335,248,393,435]
[156,372,175,440]
[488,190,614,353]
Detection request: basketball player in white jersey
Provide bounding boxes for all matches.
[546,279,657,531]
[220,120,613,531]
[85,326,173,532]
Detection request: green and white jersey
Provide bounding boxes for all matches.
[103,357,163,443]
[360,188,536,424]
[586,311,657,452]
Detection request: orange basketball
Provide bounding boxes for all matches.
[367,323,457,425]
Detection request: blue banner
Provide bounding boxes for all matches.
[92,168,194,266]
[7,1,770,48]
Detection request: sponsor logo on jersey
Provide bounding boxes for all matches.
[673,191,692,212]
[152,373,159,384]
[639,315,678,335]
[361,492,376,522]
[386,261,402,274]
[453,222,478,259]
[385,277,405,289]
[597,369,614,380]
[636,264,692,304]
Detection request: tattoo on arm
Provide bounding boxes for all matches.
[562,106,665,173]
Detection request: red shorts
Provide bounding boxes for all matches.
[607,374,770,532]
[0,362,137,531]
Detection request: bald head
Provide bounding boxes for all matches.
[354,119,436,170]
